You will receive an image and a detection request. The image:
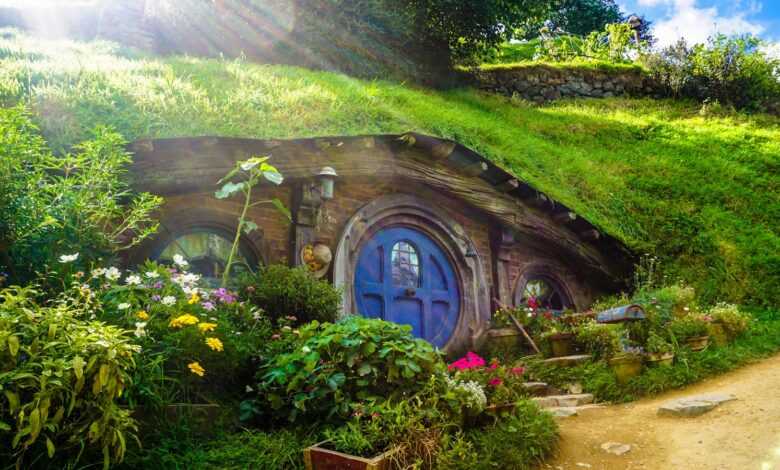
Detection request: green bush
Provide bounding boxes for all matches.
[669,314,710,341]
[708,303,751,339]
[0,105,162,293]
[239,265,341,325]
[574,321,622,360]
[0,286,139,468]
[643,34,780,112]
[250,316,444,422]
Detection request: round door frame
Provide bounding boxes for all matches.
[513,265,580,312]
[333,194,490,354]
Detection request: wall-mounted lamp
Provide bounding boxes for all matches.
[316,166,338,200]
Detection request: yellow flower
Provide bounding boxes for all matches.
[188,362,205,377]
[205,337,224,352]
[188,293,200,305]
[136,310,149,320]
[198,322,217,333]
[169,314,199,328]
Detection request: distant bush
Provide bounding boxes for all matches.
[535,23,644,63]
[643,34,780,112]
[239,265,341,325]
[249,316,444,422]
[0,286,138,468]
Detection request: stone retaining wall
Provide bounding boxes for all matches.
[471,65,658,102]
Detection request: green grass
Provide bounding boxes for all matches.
[1,29,778,306]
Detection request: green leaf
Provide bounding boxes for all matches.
[4,391,19,413]
[357,363,372,376]
[243,221,258,234]
[327,372,345,391]
[0,421,10,431]
[7,336,19,357]
[46,436,55,458]
[262,170,284,185]
[72,356,84,380]
[214,181,245,199]
[271,198,291,221]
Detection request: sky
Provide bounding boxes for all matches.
[618,0,780,53]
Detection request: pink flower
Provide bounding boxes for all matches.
[202,301,216,311]
[489,361,498,370]
[511,367,525,376]
[447,352,486,371]
[271,334,281,340]
[488,377,503,387]
[527,296,539,310]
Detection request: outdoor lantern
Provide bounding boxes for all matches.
[317,166,338,200]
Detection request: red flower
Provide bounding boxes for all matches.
[488,377,503,387]
[511,367,525,376]
[447,352,486,371]
[527,296,539,310]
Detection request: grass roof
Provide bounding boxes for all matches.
[1,29,778,306]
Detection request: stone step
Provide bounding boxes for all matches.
[521,381,549,396]
[533,393,594,408]
[548,403,605,418]
[541,354,591,367]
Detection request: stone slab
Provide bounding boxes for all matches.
[657,393,737,417]
[542,354,591,367]
[533,393,594,408]
[522,382,548,396]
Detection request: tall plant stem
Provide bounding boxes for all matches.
[222,182,252,288]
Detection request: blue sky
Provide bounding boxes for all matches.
[618,0,780,52]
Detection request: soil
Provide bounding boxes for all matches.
[544,352,780,470]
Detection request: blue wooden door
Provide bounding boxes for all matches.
[355,227,460,348]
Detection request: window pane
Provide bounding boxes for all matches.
[157,230,251,286]
[391,241,420,288]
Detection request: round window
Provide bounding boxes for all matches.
[517,275,571,312]
[155,229,256,286]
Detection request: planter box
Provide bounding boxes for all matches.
[646,352,674,367]
[483,328,526,361]
[548,332,575,358]
[609,355,643,384]
[686,335,710,351]
[303,440,398,470]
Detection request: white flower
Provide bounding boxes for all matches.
[245,385,254,393]
[161,296,176,306]
[173,254,189,267]
[59,253,79,263]
[91,268,106,277]
[134,322,147,338]
[105,267,121,281]
[118,303,131,310]
[240,160,259,171]
[684,307,690,312]
[125,275,142,286]
[145,271,160,278]
[302,346,311,354]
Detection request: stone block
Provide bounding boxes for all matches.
[657,393,737,417]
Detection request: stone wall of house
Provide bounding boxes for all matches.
[471,65,658,103]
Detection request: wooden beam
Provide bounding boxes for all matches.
[452,161,488,177]
[495,178,519,192]
[553,211,577,225]
[580,229,602,241]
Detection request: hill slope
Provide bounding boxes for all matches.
[1,30,778,306]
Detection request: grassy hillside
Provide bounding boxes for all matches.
[1,29,778,307]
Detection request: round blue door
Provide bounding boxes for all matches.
[355,226,460,348]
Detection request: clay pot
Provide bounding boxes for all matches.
[708,322,729,346]
[645,352,674,367]
[609,354,643,384]
[303,441,398,470]
[548,332,575,358]
[685,335,710,352]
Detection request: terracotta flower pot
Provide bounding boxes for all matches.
[685,335,710,351]
[609,355,643,384]
[645,352,674,367]
[708,322,729,346]
[303,441,398,470]
[548,332,575,358]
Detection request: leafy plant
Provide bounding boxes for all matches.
[708,303,751,339]
[251,316,444,422]
[574,321,622,360]
[214,156,289,287]
[645,332,673,355]
[535,22,645,63]
[447,353,527,407]
[239,264,342,325]
[0,285,139,469]
[670,314,710,341]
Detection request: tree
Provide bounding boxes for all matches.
[545,0,621,36]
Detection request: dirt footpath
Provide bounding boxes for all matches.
[545,353,780,470]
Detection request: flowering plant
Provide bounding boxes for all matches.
[447,353,526,406]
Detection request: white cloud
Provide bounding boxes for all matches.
[650,0,765,48]
[762,42,780,59]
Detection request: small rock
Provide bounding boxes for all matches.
[601,441,632,455]
[658,393,737,417]
[566,382,583,394]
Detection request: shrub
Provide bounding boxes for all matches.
[708,303,751,339]
[645,331,673,355]
[0,286,139,468]
[251,316,444,422]
[447,353,527,407]
[239,265,341,325]
[669,314,710,341]
[535,23,644,63]
[0,105,162,293]
[643,34,780,112]
[574,322,622,360]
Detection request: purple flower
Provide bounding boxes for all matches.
[154,281,163,289]
[213,288,236,304]
[151,294,161,301]
[202,301,216,311]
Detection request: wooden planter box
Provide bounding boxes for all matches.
[609,355,643,384]
[548,332,575,358]
[685,335,710,351]
[303,441,398,470]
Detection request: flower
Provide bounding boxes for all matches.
[488,377,503,387]
[510,367,525,376]
[91,268,106,277]
[125,274,142,285]
[153,281,163,289]
[527,296,539,310]
[188,362,205,377]
[134,322,147,338]
[161,296,176,306]
[145,271,160,278]
[212,288,236,304]
[173,254,189,267]
[198,322,217,333]
[169,314,199,328]
[245,385,254,393]
[302,346,311,353]
[188,293,200,305]
[117,303,131,310]
[202,301,216,311]
[271,334,281,340]
[447,352,486,371]
[105,267,121,281]
[74,271,84,278]
[59,253,79,263]
[136,310,149,320]
[205,337,224,352]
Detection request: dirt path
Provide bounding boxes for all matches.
[545,353,780,470]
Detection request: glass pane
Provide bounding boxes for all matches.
[391,241,420,288]
[158,231,251,287]
[522,277,568,311]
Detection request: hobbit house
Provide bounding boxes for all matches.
[128,133,633,354]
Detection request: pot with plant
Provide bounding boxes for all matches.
[708,303,751,344]
[304,416,400,470]
[543,325,576,358]
[671,314,710,351]
[644,332,674,366]
[609,347,644,384]
[484,307,526,360]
